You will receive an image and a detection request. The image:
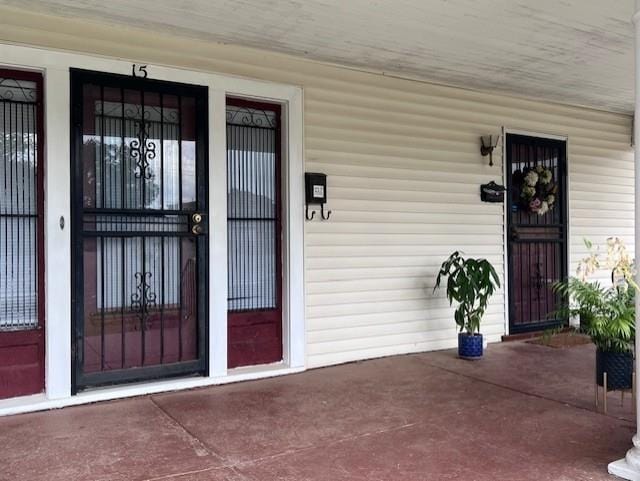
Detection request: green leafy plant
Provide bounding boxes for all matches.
[553,279,634,353]
[434,252,500,335]
[553,277,604,331]
[553,237,636,354]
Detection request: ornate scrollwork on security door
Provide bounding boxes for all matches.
[130,119,156,180]
[131,271,157,323]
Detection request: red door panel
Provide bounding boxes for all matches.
[0,331,43,398]
[226,99,282,368]
[0,69,45,399]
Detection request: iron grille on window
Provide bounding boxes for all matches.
[226,104,278,312]
[0,77,39,330]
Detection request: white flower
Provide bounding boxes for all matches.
[522,186,535,198]
[535,165,544,174]
[524,171,539,187]
[576,237,637,290]
[538,201,549,215]
[576,255,598,281]
[546,194,555,205]
[540,170,552,184]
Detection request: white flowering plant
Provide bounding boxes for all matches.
[576,237,637,289]
[517,164,557,215]
[553,237,636,353]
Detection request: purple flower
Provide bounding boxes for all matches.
[529,198,541,212]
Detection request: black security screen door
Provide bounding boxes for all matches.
[71,69,208,391]
[506,134,567,334]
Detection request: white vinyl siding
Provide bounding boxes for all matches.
[0,8,633,369]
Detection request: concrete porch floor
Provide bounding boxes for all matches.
[0,341,635,481]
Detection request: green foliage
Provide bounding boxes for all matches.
[434,252,500,335]
[553,279,635,353]
[540,326,563,346]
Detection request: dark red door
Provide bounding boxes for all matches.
[507,134,568,333]
[226,98,282,368]
[0,69,45,399]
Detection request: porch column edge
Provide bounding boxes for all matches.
[609,1,640,479]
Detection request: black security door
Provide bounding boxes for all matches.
[71,69,209,391]
[506,134,567,333]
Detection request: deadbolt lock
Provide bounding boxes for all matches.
[190,213,205,235]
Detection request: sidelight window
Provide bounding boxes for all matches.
[0,73,42,331]
[226,103,279,312]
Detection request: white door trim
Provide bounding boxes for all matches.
[0,42,305,412]
[504,128,568,142]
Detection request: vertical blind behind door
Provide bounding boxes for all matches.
[226,104,278,312]
[0,76,39,330]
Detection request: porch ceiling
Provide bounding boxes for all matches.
[0,0,635,114]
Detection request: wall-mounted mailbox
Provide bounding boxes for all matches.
[480,181,506,203]
[305,172,331,220]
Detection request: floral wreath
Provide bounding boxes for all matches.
[516,165,557,215]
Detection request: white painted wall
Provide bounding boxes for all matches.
[0,9,633,375]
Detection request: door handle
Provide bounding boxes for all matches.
[510,226,519,241]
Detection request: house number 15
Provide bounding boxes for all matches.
[132,64,148,78]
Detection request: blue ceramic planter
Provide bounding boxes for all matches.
[458,333,483,360]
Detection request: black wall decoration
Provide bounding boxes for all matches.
[480,181,506,203]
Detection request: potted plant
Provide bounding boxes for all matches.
[553,238,635,390]
[434,251,500,360]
